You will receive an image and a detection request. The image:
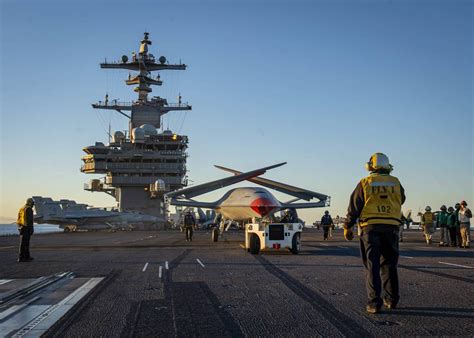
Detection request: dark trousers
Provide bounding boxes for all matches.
[18,231,31,260]
[449,227,458,246]
[360,228,399,307]
[323,226,330,239]
[456,227,462,247]
[185,226,193,241]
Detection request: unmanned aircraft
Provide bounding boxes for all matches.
[165,162,330,241]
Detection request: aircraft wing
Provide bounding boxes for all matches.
[168,200,219,209]
[280,201,329,209]
[214,165,329,201]
[166,162,287,199]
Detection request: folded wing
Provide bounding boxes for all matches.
[214,164,329,202]
[166,162,287,199]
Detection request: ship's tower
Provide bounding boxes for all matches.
[81,33,192,227]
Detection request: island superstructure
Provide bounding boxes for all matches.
[81,33,191,227]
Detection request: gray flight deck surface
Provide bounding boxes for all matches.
[0,229,473,337]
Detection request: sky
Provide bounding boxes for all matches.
[0,0,472,223]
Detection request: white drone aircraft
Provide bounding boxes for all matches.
[165,162,330,241]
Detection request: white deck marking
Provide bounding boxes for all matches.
[438,262,473,269]
[337,246,348,249]
[165,261,169,270]
[142,262,149,272]
[11,278,103,337]
[400,256,414,259]
[0,279,12,285]
[0,246,15,250]
[196,259,205,268]
[319,243,329,247]
[159,266,163,279]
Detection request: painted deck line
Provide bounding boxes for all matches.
[158,266,163,279]
[400,256,414,259]
[12,278,103,337]
[165,261,169,270]
[0,279,12,285]
[142,262,149,272]
[196,259,205,268]
[438,261,473,269]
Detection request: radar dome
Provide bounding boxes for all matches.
[131,127,145,143]
[121,55,128,63]
[112,131,125,143]
[159,56,166,64]
[140,124,158,136]
[153,179,166,192]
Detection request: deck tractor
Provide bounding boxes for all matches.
[244,222,302,254]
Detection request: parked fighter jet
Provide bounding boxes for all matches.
[165,163,330,241]
[32,196,162,232]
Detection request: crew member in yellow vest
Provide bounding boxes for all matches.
[421,206,434,245]
[16,198,35,262]
[344,153,405,314]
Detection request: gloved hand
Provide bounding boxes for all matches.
[344,227,354,241]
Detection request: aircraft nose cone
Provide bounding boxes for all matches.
[250,198,277,217]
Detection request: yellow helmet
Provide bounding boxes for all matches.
[365,153,393,172]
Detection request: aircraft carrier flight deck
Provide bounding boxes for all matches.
[1,229,473,337]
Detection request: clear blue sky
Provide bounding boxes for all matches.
[1,0,472,222]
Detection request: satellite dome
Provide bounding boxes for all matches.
[162,129,173,135]
[154,179,166,192]
[112,131,125,143]
[139,124,158,136]
[131,127,145,143]
[159,56,166,64]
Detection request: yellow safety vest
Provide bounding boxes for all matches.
[17,206,26,228]
[422,212,433,224]
[359,173,403,227]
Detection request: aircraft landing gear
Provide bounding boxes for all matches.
[212,227,219,242]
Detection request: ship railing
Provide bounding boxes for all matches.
[94,101,135,107]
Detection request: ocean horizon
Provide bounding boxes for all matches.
[0,224,62,236]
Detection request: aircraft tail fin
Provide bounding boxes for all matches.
[32,196,62,220]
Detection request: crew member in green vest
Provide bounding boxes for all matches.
[344,153,405,314]
[437,205,449,246]
[447,206,458,247]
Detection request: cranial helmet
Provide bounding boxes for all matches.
[26,198,34,206]
[425,206,431,212]
[365,153,393,172]
[440,205,447,211]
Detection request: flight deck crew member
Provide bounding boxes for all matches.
[459,201,472,249]
[447,207,458,247]
[454,203,462,247]
[343,153,405,314]
[183,210,195,242]
[320,211,334,240]
[437,205,449,247]
[17,198,35,262]
[421,206,434,245]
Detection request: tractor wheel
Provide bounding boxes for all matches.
[291,233,301,254]
[249,234,260,254]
